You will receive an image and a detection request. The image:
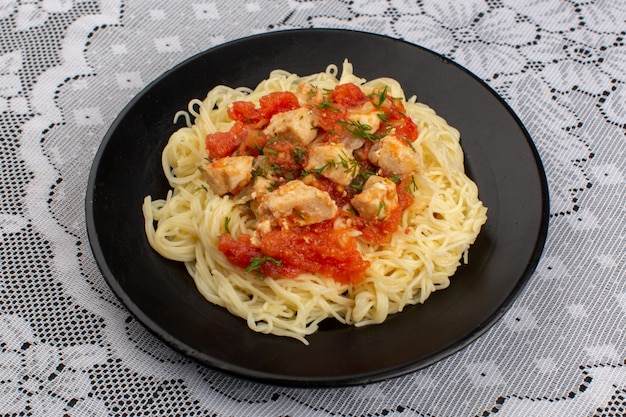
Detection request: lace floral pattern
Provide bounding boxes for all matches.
[0,0,624,416]
[0,315,109,416]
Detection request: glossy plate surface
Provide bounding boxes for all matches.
[86,29,549,387]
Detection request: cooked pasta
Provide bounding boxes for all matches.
[143,60,487,344]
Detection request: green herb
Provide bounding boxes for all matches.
[193,185,208,193]
[377,112,391,123]
[266,182,279,191]
[292,208,306,220]
[259,136,281,147]
[263,148,278,155]
[349,170,375,191]
[406,175,418,197]
[312,160,336,175]
[339,120,389,141]
[197,165,206,172]
[252,166,267,180]
[403,138,416,152]
[353,149,366,162]
[374,86,388,109]
[376,201,386,218]
[337,151,359,176]
[317,100,334,109]
[390,174,401,184]
[224,216,231,233]
[350,120,373,132]
[311,164,328,174]
[292,147,306,164]
[246,256,282,274]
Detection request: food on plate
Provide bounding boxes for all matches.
[143,61,487,344]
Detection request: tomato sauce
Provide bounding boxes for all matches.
[218,222,370,284]
[218,233,262,269]
[211,82,420,284]
[263,139,303,179]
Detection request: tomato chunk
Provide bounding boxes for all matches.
[227,92,299,128]
[206,131,240,159]
[330,83,367,107]
[389,112,418,142]
[380,97,419,142]
[205,121,251,159]
[228,101,263,125]
[259,91,300,116]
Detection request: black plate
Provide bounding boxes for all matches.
[86,29,549,387]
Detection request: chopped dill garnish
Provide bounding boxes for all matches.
[312,160,336,175]
[403,138,416,152]
[376,201,386,218]
[337,151,359,176]
[373,86,388,109]
[246,256,282,275]
[291,147,306,164]
[349,182,363,191]
[377,112,391,123]
[339,120,389,141]
[317,100,334,109]
[292,208,306,219]
[406,175,418,197]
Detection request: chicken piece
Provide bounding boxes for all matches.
[368,134,421,176]
[350,175,398,221]
[255,179,338,229]
[202,155,254,196]
[263,107,318,147]
[237,174,276,205]
[305,142,358,186]
[347,101,381,134]
[250,175,275,199]
[295,81,323,106]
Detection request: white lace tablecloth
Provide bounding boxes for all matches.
[1,1,625,416]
